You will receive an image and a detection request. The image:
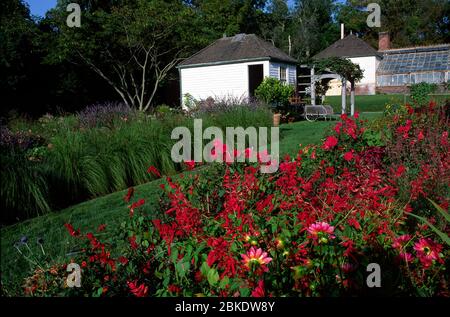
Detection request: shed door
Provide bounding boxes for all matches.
[248,64,264,98]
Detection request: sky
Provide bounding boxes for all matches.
[24,0,57,17]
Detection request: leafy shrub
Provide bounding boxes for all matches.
[382,102,449,213]
[255,78,294,108]
[183,93,197,110]
[410,82,438,107]
[154,104,173,119]
[0,126,50,223]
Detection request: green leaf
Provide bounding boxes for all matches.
[95,287,103,297]
[170,248,179,263]
[207,268,219,286]
[428,199,450,223]
[185,244,193,259]
[271,222,277,234]
[219,276,230,289]
[409,213,450,246]
[176,261,190,278]
[200,261,210,276]
[240,287,251,297]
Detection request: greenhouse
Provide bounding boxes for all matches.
[376,44,450,87]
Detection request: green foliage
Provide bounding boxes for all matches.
[3,0,450,115]
[198,105,272,132]
[336,0,450,48]
[183,94,197,110]
[1,149,50,222]
[315,57,364,83]
[410,82,438,107]
[255,77,294,108]
[1,103,275,224]
[410,199,450,246]
[17,110,448,297]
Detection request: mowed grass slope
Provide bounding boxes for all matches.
[0,113,382,295]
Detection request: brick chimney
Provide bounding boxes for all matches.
[378,32,390,51]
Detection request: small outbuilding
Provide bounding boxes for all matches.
[177,33,297,108]
[314,33,382,95]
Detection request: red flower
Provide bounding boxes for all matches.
[64,223,80,237]
[147,165,161,178]
[347,218,361,230]
[392,234,412,250]
[334,122,343,134]
[417,130,424,142]
[307,222,335,243]
[354,112,359,119]
[129,199,145,217]
[396,119,412,138]
[127,280,148,297]
[129,236,139,250]
[429,101,436,110]
[124,187,134,203]
[413,238,443,268]
[97,224,107,232]
[257,149,270,163]
[440,131,448,146]
[343,151,354,162]
[394,165,406,177]
[184,160,195,170]
[405,104,414,115]
[118,256,129,265]
[241,247,272,272]
[397,252,413,263]
[323,136,338,150]
[168,284,182,294]
[251,280,265,297]
[325,166,335,175]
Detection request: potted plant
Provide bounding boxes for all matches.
[254,78,294,127]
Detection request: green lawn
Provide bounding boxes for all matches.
[324,94,450,113]
[0,112,382,295]
[279,112,381,156]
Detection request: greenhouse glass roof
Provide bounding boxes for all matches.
[377,44,450,75]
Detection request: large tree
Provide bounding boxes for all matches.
[45,0,200,111]
[290,0,339,62]
[0,0,41,115]
[337,0,450,48]
[259,0,292,52]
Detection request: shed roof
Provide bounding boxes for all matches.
[178,33,297,68]
[314,34,381,59]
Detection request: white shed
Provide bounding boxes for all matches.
[177,33,297,109]
[314,34,382,96]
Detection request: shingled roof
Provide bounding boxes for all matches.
[314,34,381,59]
[178,33,297,68]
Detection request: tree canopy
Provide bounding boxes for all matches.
[1,0,449,115]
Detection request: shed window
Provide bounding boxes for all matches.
[279,66,287,83]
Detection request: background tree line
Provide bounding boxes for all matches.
[1,0,449,116]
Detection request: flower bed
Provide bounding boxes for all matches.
[22,103,449,297]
